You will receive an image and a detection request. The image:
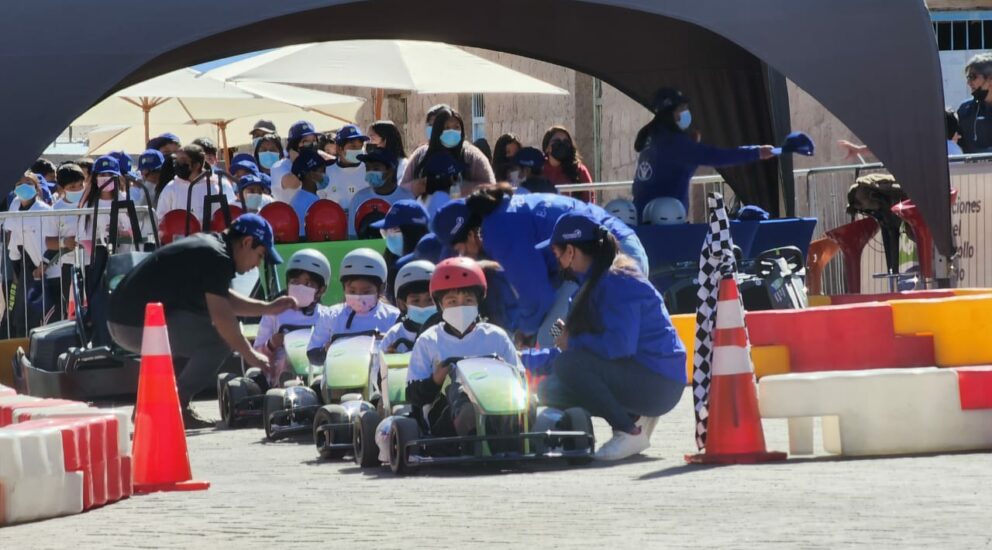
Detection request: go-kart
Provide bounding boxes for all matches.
[311,332,380,458]
[352,343,414,467]
[363,355,597,475]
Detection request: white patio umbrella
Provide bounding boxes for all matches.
[73,68,365,162]
[202,40,568,117]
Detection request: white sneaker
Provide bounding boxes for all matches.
[593,429,650,461]
[636,416,661,440]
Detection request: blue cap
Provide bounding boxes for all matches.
[231,152,255,166]
[536,211,604,250]
[159,132,181,145]
[288,120,317,140]
[291,149,326,179]
[230,213,283,265]
[737,205,770,221]
[772,132,815,156]
[431,199,472,246]
[370,199,429,230]
[110,151,133,175]
[398,232,447,266]
[357,147,398,168]
[231,158,260,177]
[93,155,121,176]
[237,174,265,193]
[259,172,272,190]
[513,147,545,169]
[335,124,370,145]
[423,151,462,178]
[138,149,165,172]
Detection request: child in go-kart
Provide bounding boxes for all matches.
[254,249,332,386]
[307,248,400,364]
[380,260,436,353]
[406,257,521,437]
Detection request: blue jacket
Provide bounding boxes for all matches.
[480,193,634,335]
[568,268,686,384]
[632,129,760,214]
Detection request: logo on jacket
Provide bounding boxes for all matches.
[636,161,653,182]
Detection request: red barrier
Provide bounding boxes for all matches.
[956,366,992,410]
[827,290,955,306]
[0,399,84,427]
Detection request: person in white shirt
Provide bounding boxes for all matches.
[137,149,166,210]
[5,172,53,335]
[76,155,137,261]
[271,121,328,204]
[43,163,86,317]
[236,174,274,214]
[155,143,236,225]
[253,133,286,179]
[322,124,369,209]
[348,148,413,238]
[368,120,409,182]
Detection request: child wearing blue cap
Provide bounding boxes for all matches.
[369,200,430,304]
[510,147,556,195]
[236,174,274,214]
[322,124,369,209]
[535,211,686,461]
[5,172,53,335]
[289,149,326,236]
[138,149,165,207]
[347,147,413,238]
[76,155,138,258]
[43,164,86,315]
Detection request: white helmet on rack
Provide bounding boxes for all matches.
[604,198,638,227]
[286,249,332,286]
[642,196,687,225]
[396,260,435,294]
[339,247,388,284]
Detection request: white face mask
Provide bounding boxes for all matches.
[442,305,478,335]
[344,149,363,164]
[345,293,378,314]
[244,193,263,211]
[288,284,317,308]
[96,175,115,190]
[508,169,522,186]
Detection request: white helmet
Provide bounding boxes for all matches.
[643,196,687,225]
[396,260,435,294]
[287,249,332,286]
[339,247,388,283]
[604,198,638,227]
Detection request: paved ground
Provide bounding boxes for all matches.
[3,388,990,549]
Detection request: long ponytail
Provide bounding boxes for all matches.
[563,228,620,336]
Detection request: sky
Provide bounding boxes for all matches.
[193,51,265,73]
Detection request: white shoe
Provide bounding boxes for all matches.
[593,429,650,461]
[636,416,660,440]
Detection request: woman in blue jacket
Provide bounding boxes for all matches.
[632,87,775,215]
[537,211,686,461]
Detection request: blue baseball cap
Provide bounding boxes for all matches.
[93,155,121,176]
[423,151,462,178]
[513,147,545,169]
[110,151,133,175]
[231,158,260,177]
[772,131,815,156]
[138,149,165,172]
[398,232,448,266]
[431,199,473,246]
[231,152,255,166]
[259,172,272,190]
[536,211,605,250]
[230,213,283,264]
[335,124,370,145]
[288,120,317,140]
[357,147,398,168]
[291,149,326,179]
[370,199,429,230]
[160,132,181,144]
[238,174,266,193]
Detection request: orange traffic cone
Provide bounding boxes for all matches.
[131,302,210,493]
[686,276,786,465]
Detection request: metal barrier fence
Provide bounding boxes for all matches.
[0,206,153,339]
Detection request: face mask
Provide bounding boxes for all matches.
[677,110,693,130]
[244,193,263,211]
[425,125,434,141]
[365,171,385,188]
[406,304,437,325]
[174,163,192,180]
[345,293,378,314]
[550,140,574,162]
[442,304,478,335]
[974,87,990,103]
[258,151,280,169]
[65,189,84,204]
[344,149,362,164]
[508,169,522,186]
[288,284,317,308]
[14,183,36,202]
[316,173,330,191]
[300,141,318,152]
[97,175,116,190]
[384,233,404,256]
[440,129,462,149]
[129,186,143,202]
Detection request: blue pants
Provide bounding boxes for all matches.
[539,350,684,432]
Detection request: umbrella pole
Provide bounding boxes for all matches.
[218,122,231,169]
[143,100,150,146]
[374,88,384,120]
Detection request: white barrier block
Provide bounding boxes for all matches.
[0,426,84,525]
[14,407,132,457]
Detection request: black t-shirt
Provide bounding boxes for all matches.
[109,232,235,326]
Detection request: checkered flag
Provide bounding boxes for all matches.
[691,193,737,450]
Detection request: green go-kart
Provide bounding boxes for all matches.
[352,344,414,467]
[311,332,381,458]
[358,355,597,475]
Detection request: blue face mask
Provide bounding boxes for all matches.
[317,173,330,190]
[677,110,692,130]
[64,189,84,204]
[365,171,385,188]
[384,233,405,256]
[426,125,434,141]
[244,193,264,211]
[344,149,363,164]
[440,129,462,149]
[258,151,280,169]
[14,183,37,202]
[406,304,437,325]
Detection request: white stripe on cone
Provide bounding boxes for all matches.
[712,346,753,376]
[715,299,746,329]
[140,325,171,357]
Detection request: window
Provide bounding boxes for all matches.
[932,12,992,51]
[471,93,485,142]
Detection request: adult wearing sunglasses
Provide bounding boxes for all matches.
[957,53,992,154]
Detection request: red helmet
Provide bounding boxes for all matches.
[209,205,244,232]
[258,201,300,244]
[353,198,391,238]
[305,199,347,242]
[430,257,487,297]
[158,210,201,245]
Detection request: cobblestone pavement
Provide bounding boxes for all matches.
[3,389,990,549]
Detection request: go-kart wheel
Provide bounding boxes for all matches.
[313,404,349,460]
[220,378,249,429]
[244,367,270,394]
[563,407,595,465]
[531,407,565,455]
[389,416,419,475]
[263,389,286,440]
[217,372,237,418]
[353,409,382,468]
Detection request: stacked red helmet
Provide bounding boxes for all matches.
[210,205,244,232]
[430,257,488,297]
[353,198,391,238]
[258,201,299,243]
[158,210,201,245]
[305,199,347,242]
